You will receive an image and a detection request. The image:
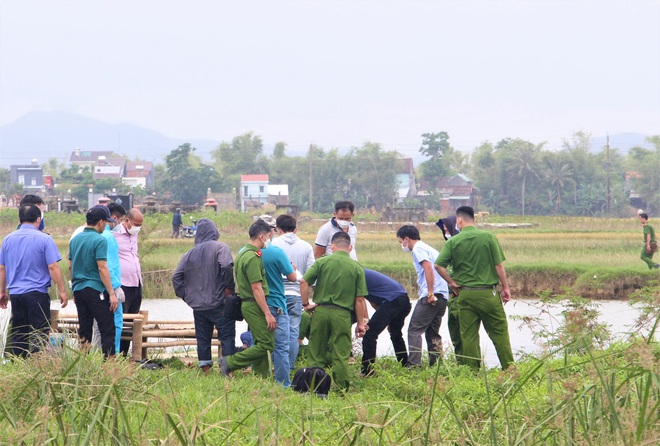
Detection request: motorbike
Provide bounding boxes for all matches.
[181,218,198,238]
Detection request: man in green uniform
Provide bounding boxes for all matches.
[219,220,276,378]
[300,231,369,391]
[434,206,514,371]
[639,213,659,269]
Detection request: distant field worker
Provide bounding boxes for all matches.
[638,213,659,269]
[434,206,514,371]
[172,208,182,239]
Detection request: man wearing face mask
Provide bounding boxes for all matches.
[17,195,47,232]
[219,220,276,378]
[314,201,358,260]
[0,204,68,357]
[396,225,450,368]
[113,208,144,356]
[68,205,119,358]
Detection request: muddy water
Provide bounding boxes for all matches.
[54,298,646,368]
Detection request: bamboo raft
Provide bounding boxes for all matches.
[50,309,223,361]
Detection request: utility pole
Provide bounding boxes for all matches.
[606,134,611,216]
[308,144,313,212]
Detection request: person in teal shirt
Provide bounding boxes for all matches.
[258,215,297,387]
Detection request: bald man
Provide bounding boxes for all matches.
[113,208,144,356]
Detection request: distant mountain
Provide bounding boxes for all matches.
[590,133,651,154]
[0,111,219,167]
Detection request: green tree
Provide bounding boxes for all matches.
[501,138,544,215]
[418,132,452,182]
[0,167,10,193]
[212,132,267,190]
[161,143,224,204]
[543,153,575,215]
[345,142,400,209]
[628,135,660,214]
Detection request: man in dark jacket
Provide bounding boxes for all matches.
[171,208,183,238]
[172,218,235,374]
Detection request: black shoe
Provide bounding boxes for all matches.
[653,263,660,269]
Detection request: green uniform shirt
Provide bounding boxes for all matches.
[643,223,656,243]
[302,250,367,311]
[234,244,269,300]
[435,225,505,287]
[68,227,108,293]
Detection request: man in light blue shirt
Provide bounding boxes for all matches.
[396,225,449,368]
[95,203,126,353]
[259,215,297,387]
[0,205,68,357]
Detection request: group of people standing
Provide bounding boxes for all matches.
[173,202,515,392]
[0,195,144,359]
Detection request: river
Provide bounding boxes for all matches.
[53,298,648,368]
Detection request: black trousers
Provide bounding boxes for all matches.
[361,293,412,374]
[119,284,142,356]
[9,291,51,357]
[74,287,116,357]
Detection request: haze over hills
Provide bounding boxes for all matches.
[0,111,653,169]
[0,111,220,167]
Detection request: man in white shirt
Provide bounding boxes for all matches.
[397,224,449,368]
[314,201,358,260]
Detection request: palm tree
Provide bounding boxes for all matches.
[544,155,576,214]
[507,141,544,215]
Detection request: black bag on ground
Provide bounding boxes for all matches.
[292,367,331,397]
[224,294,243,321]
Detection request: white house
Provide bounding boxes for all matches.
[240,174,269,211]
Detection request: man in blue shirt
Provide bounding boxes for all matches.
[361,269,412,376]
[0,204,68,357]
[95,203,126,354]
[258,215,297,387]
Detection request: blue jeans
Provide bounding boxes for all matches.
[193,304,235,368]
[286,295,302,369]
[269,305,291,388]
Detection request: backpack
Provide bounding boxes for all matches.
[292,367,331,397]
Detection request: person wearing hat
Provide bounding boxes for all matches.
[172,208,183,238]
[68,205,120,358]
[256,214,297,387]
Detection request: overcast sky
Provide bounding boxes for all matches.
[1,0,659,158]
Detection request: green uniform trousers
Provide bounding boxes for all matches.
[640,245,656,269]
[226,301,274,378]
[308,305,352,391]
[447,298,462,360]
[455,289,514,371]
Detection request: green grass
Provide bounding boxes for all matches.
[1,329,659,444]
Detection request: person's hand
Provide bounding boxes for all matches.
[114,287,126,303]
[355,322,368,338]
[646,244,652,254]
[500,288,511,304]
[427,294,438,305]
[0,293,8,309]
[59,290,68,308]
[109,293,119,312]
[265,313,277,331]
[303,303,317,314]
[448,282,462,297]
